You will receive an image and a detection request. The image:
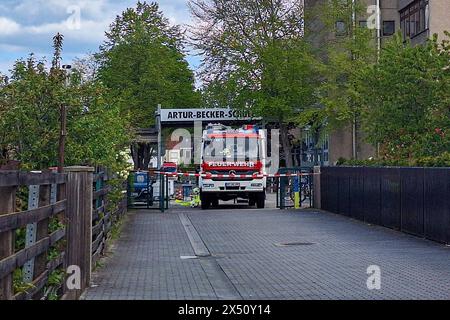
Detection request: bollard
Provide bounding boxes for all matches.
[313,166,321,209]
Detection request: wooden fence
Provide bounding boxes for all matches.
[0,166,127,300]
[0,171,67,300]
[92,169,127,267]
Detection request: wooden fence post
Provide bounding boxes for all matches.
[65,166,94,300]
[313,166,321,209]
[34,184,51,299]
[0,185,16,300]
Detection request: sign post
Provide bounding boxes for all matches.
[157,104,162,170]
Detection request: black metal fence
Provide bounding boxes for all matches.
[321,166,450,244]
[276,167,314,209]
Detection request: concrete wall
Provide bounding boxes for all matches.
[357,128,377,160]
[328,124,376,165]
[398,0,450,44]
[359,0,400,38]
[380,0,401,37]
[329,126,353,165]
[429,0,450,41]
[304,0,380,165]
[410,31,430,46]
[304,0,448,165]
[399,0,414,8]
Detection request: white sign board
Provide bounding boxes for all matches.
[160,108,259,123]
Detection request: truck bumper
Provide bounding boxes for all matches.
[200,178,266,194]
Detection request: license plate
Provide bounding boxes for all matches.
[225,182,240,187]
[131,192,139,197]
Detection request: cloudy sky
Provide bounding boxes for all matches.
[0,0,201,75]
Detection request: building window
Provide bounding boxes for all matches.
[359,20,367,28]
[383,21,395,36]
[322,135,330,164]
[335,21,347,36]
[400,0,429,40]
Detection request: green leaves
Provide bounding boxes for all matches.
[357,34,450,163]
[98,1,200,129]
[0,42,130,172]
[191,0,322,122]
[0,55,61,169]
[256,39,323,122]
[190,0,325,166]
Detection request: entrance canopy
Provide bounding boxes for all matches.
[154,107,264,168]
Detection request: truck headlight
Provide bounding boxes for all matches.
[251,183,263,187]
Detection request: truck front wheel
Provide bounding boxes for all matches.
[201,193,211,210]
[256,192,265,209]
[211,198,219,208]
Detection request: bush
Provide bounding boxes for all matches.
[336,153,450,168]
[415,152,450,167]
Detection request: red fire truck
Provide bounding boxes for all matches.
[199,124,267,209]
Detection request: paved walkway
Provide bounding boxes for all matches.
[83,203,450,300]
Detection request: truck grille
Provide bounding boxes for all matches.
[210,170,258,181]
[212,177,253,181]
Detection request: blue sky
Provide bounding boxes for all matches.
[0,0,201,75]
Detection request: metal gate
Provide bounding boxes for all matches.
[276,167,314,209]
[127,171,169,212]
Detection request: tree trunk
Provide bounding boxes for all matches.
[143,145,154,169]
[131,143,139,170]
[137,143,144,170]
[280,123,294,168]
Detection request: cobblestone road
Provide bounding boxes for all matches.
[83,203,450,300]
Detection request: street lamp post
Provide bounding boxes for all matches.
[58,64,72,173]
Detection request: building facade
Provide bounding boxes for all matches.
[305,0,450,165]
[399,0,449,45]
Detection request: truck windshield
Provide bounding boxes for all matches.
[203,137,261,162]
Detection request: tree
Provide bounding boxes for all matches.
[189,0,322,167]
[97,1,201,169]
[0,36,130,172]
[356,33,450,163]
[298,0,379,162]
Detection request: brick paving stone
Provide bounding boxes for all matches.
[188,207,450,300]
[83,210,216,300]
[83,205,450,300]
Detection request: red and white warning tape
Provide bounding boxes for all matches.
[153,171,319,179]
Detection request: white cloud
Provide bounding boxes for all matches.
[0,0,200,75]
[0,59,16,75]
[0,43,26,52]
[25,18,110,43]
[0,17,21,35]
[11,0,110,20]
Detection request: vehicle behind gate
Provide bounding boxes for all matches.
[132,171,152,200]
[161,162,178,175]
[199,124,267,209]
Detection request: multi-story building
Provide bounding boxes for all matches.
[399,0,449,45]
[304,0,450,165]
